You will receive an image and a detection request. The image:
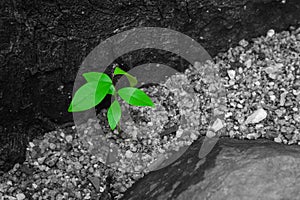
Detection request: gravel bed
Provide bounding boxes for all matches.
[0,27,300,200]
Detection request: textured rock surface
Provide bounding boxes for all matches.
[122,137,300,200]
[1,0,300,173]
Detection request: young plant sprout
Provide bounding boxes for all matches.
[68,66,155,131]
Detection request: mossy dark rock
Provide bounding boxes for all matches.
[122,138,300,200]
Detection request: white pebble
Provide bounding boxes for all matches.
[190,133,198,140]
[280,92,288,106]
[239,39,249,47]
[269,95,276,101]
[16,193,26,200]
[176,129,183,138]
[60,131,65,138]
[245,108,267,124]
[246,133,260,140]
[32,183,38,189]
[65,135,73,143]
[244,59,252,68]
[99,186,105,192]
[29,142,35,148]
[229,80,235,85]
[255,124,264,129]
[225,112,233,118]
[206,130,216,138]
[274,137,282,143]
[211,118,224,132]
[267,29,275,37]
[125,150,133,158]
[227,70,236,79]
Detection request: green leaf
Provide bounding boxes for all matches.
[113,66,127,75]
[83,72,112,84]
[118,87,155,107]
[107,100,122,130]
[68,81,111,112]
[107,85,116,95]
[114,66,138,87]
[83,72,116,95]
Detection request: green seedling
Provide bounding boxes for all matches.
[68,66,155,131]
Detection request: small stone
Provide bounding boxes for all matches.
[37,157,46,165]
[274,136,282,143]
[225,112,233,118]
[275,109,285,117]
[255,124,264,129]
[49,143,56,150]
[269,95,276,101]
[190,133,198,140]
[211,118,224,132]
[125,150,133,159]
[32,183,38,189]
[44,155,59,168]
[229,80,235,85]
[38,165,46,171]
[56,194,64,200]
[267,29,275,37]
[264,63,283,79]
[134,165,143,172]
[206,130,216,138]
[29,142,35,148]
[237,103,243,109]
[60,132,65,138]
[16,193,26,200]
[293,114,300,122]
[244,59,252,68]
[65,135,73,143]
[88,167,94,174]
[280,92,288,106]
[246,132,260,140]
[94,123,101,130]
[229,130,235,138]
[239,39,249,47]
[245,108,267,124]
[176,129,183,138]
[49,190,58,198]
[99,186,105,192]
[227,70,236,79]
[74,162,83,170]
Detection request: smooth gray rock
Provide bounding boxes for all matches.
[122,137,300,200]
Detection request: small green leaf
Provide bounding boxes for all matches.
[83,72,112,84]
[68,81,111,112]
[125,74,138,87]
[118,87,155,107]
[113,66,127,75]
[107,100,122,130]
[114,66,138,87]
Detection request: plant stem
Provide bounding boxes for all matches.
[117,123,121,133]
[112,89,122,134]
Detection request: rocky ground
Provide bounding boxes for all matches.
[1,0,300,173]
[0,27,300,200]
